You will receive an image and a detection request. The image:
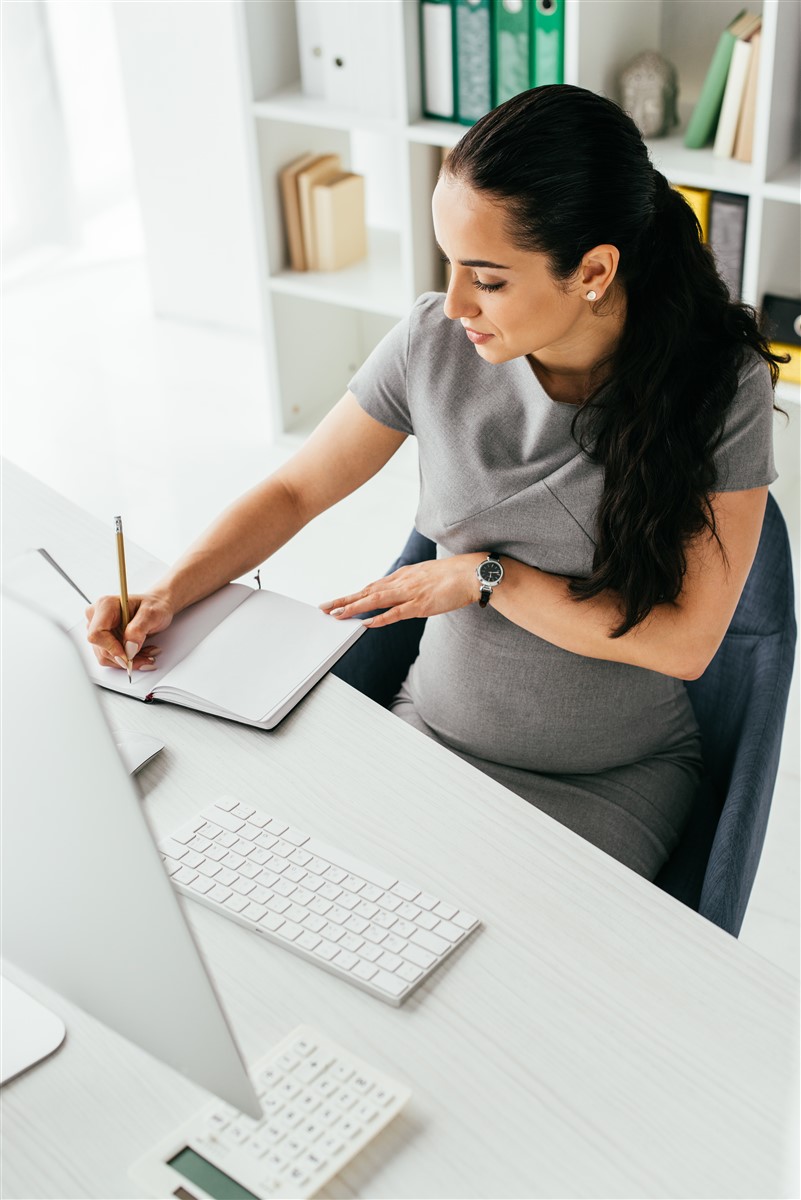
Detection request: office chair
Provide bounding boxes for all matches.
[654,492,797,935]
[332,495,797,937]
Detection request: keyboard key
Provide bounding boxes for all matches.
[225,894,249,913]
[296,930,321,952]
[400,942,436,970]
[231,877,256,896]
[352,960,378,983]
[203,806,244,833]
[159,837,188,860]
[371,969,407,998]
[189,875,215,895]
[414,909,440,931]
[452,910,479,931]
[433,919,464,943]
[173,865,198,885]
[312,939,340,961]
[396,960,422,984]
[411,927,448,956]
[392,881,420,902]
[172,819,205,843]
[215,796,238,811]
[196,859,221,878]
[290,1035,317,1057]
[359,943,382,963]
[208,883,232,903]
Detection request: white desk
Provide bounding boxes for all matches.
[2,460,799,1199]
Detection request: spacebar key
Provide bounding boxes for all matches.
[302,836,397,891]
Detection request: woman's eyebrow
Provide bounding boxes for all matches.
[436,243,511,270]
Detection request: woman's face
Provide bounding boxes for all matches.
[432,175,594,368]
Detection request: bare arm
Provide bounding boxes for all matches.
[86,392,406,666]
[324,487,768,681]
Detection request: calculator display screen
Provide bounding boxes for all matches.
[167,1147,259,1200]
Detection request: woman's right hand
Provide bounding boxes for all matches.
[85,592,176,672]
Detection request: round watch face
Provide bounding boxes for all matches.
[478,560,503,585]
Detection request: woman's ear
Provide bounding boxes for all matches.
[580,245,620,302]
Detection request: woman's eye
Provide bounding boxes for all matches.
[474,279,505,293]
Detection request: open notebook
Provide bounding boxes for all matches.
[8,550,365,731]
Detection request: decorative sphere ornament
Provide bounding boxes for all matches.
[619,50,679,139]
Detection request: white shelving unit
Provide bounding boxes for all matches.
[235,0,800,440]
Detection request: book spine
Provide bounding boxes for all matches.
[454,0,492,125]
[421,0,456,119]
[708,191,748,300]
[683,25,739,149]
[732,31,761,163]
[713,37,752,158]
[493,0,532,106]
[313,174,368,272]
[531,0,564,86]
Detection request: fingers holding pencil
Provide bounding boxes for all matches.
[85,593,173,673]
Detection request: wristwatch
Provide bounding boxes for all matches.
[476,552,504,607]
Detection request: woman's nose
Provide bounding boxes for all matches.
[443,271,480,322]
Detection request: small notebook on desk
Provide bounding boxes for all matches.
[7,550,365,731]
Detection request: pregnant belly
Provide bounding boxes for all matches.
[406,607,699,775]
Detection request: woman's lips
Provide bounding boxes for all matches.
[464,327,494,344]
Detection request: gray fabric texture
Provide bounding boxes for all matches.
[348,292,778,880]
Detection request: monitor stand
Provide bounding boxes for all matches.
[1,975,66,1085]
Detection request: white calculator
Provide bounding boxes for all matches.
[130,1025,411,1199]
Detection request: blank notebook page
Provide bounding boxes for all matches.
[158,590,362,722]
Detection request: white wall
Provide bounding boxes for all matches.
[112,1,262,334]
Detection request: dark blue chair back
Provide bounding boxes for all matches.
[333,499,796,936]
[655,493,797,935]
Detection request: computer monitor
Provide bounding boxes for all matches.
[1,593,261,1118]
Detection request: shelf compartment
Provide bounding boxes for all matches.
[763,158,801,204]
[269,228,407,319]
[270,294,398,436]
[254,87,402,136]
[647,132,759,194]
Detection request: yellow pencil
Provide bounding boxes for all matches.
[115,516,133,683]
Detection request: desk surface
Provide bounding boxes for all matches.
[2,459,799,1200]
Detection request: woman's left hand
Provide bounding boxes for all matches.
[321,554,483,627]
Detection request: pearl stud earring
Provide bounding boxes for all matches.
[586,290,598,301]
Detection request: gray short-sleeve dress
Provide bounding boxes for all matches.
[349,292,777,880]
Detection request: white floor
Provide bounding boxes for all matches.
[3,242,799,980]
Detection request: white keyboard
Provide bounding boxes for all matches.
[159,796,480,1005]
[130,1024,410,1199]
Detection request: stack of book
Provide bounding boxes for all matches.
[684,9,762,161]
[673,184,748,301]
[279,154,367,273]
[421,0,565,126]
